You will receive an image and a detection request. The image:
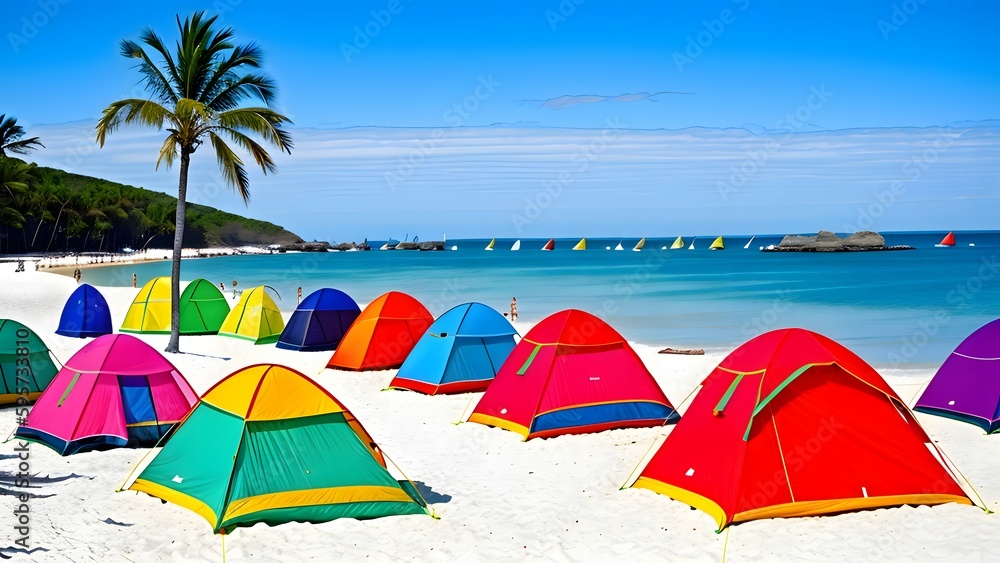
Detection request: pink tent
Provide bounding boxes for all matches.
[15,334,197,455]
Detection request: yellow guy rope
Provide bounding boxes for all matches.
[618,384,702,490]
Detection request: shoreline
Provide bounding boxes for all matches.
[19,245,274,275]
[25,265,945,374]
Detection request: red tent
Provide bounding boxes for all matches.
[631,328,971,530]
[468,309,678,439]
[326,291,433,371]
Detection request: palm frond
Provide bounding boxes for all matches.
[208,132,250,203]
[217,108,293,153]
[206,73,277,112]
[0,114,44,156]
[2,137,45,155]
[156,135,178,170]
[120,36,178,104]
[218,127,277,174]
[96,99,174,147]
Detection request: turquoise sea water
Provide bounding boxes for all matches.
[80,231,1000,369]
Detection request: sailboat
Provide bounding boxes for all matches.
[743,235,755,249]
[936,232,956,247]
[688,237,696,250]
[669,236,685,250]
[511,239,521,251]
[632,238,646,252]
[485,238,495,251]
[710,236,725,250]
[542,238,555,251]
[614,241,624,251]
[572,238,587,251]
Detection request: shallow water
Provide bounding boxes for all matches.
[79,231,1000,369]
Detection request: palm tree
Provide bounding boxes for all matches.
[0,115,44,156]
[95,12,293,353]
[0,158,33,228]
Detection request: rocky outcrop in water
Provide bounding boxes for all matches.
[274,241,333,252]
[394,241,446,251]
[763,230,913,252]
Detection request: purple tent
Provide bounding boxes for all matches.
[914,319,1000,433]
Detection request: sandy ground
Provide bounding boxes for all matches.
[0,263,997,561]
[20,246,272,273]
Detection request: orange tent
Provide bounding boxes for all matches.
[326,291,433,371]
[631,328,972,530]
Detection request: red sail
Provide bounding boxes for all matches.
[939,232,955,246]
[542,238,555,250]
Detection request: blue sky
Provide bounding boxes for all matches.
[2,1,998,240]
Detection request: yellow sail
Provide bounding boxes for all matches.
[632,237,646,251]
[572,238,587,251]
[710,236,725,250]
[485,238,495,251]
[669,236,685,250]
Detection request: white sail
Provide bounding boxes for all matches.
[511,239,521,251]
[743,235,755,249]
[688,237,696,250]
[614,241,624,251]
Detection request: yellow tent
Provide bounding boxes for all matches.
[218,286,285,344]
[121,276,171,333]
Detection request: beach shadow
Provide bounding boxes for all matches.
[178,351,231,360]
[0,471,94,498]
[413,481,452,504]
[102,517,133,527]
[0,546,49,559]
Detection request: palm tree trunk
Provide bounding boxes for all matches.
[44,200,69,253]
[165,150,190,353]
[30,217,45,250]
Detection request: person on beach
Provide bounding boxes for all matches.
[132,273,137,288]
[510,297,518,320]
[297,286,302,303]
[220,282,226,292]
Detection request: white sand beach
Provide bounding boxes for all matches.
[1,263,997,561]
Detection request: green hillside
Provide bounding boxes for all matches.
[0,160,303,254]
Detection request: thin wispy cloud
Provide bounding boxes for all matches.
[519,91,694,110]
[24,121,999,240]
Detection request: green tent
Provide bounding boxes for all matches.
[126,364,432,534]
[178,278,230,335]
[0,319,59,405]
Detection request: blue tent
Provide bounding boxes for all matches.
[276,288,362,351]
[56,284,113,338]
[389,302,518,395]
